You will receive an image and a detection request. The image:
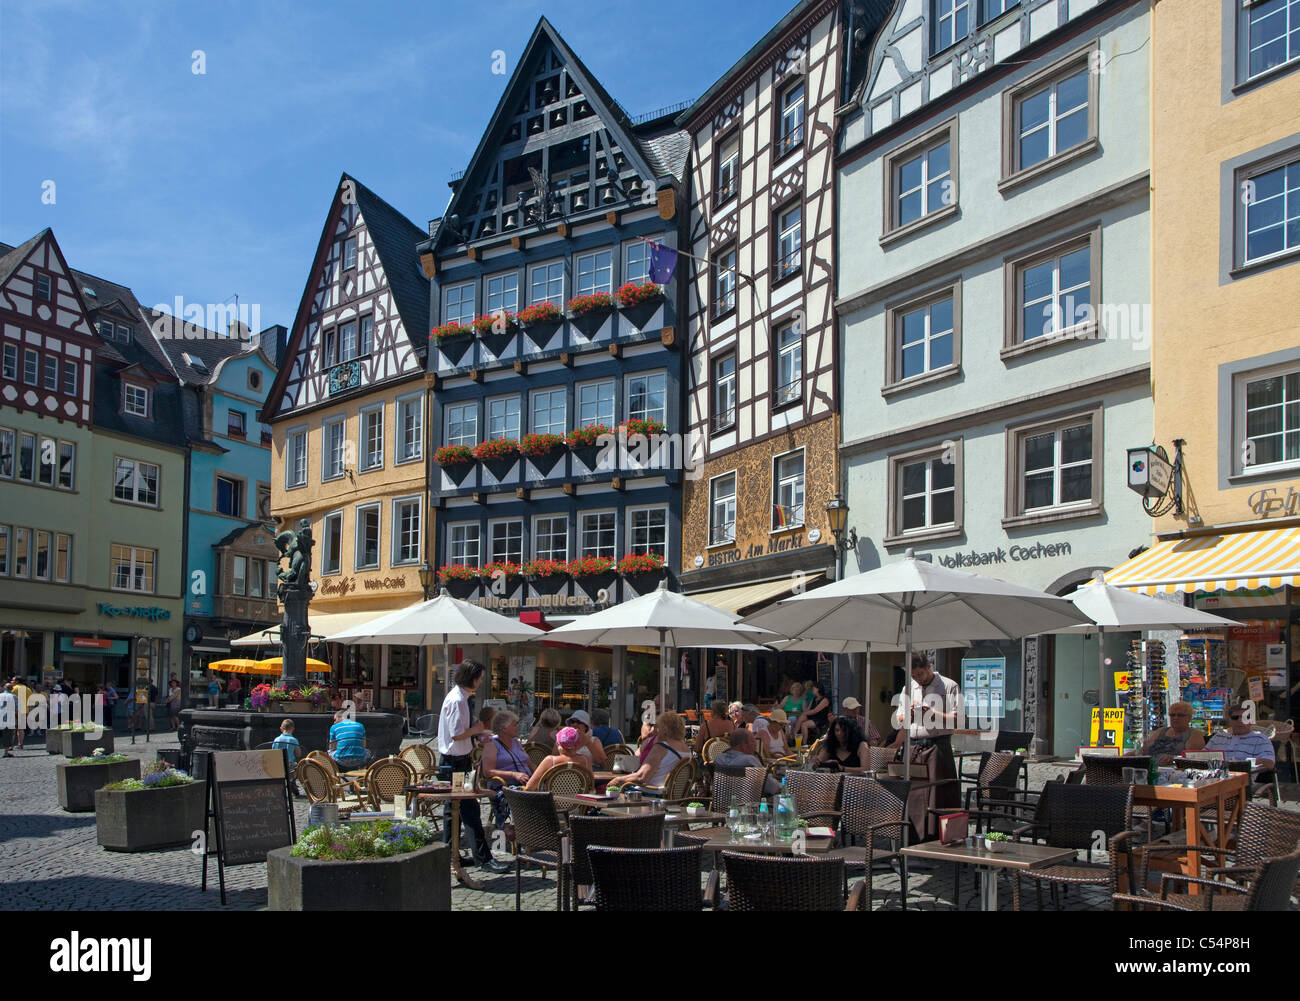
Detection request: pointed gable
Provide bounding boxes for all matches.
[266,174,429,421]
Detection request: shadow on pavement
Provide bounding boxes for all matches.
[2,874,267,910]
[0,813,96,844]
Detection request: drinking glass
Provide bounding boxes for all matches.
[727,800,742,843]
[795,734,803,750]
[758,809,773,844]
[741,806,759,840]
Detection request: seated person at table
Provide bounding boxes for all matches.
[794,682,833,746]
[714,729,780,796]
[524,726,595,791]
[590,708,624,749]
[474,705,497,745]
[328,710,368,769]
[1138,701,1205,765]
[482,710,533,827]
[693,703,735,754]
[566,709,608,767]
[1204,702,1276,773]
[612,713,690,791]
[526,707,562,752]
[812,718,870,772]
[760,709,790,758]
[738,703,772,747]
[838,697,884,746]
[781,682,809,719]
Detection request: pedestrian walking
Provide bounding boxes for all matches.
[2,684,18,756]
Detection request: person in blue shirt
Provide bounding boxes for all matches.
[589,707,624,749]
[328,710,368,769]
[1205,702,1276,775]
[271,718,300,767]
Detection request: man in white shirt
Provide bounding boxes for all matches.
[437,660,509,873]
[891,654,962,829]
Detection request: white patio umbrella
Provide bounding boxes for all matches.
[325,588,544,689]
[545,579,780,708]
[1048,578,1238,713]
[739,550,1092,764]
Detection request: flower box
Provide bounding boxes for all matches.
[618,553,666,576]
[473,313,519,357]
[567,424,614,471]
[618,419,667,439]
[517,302,563,328]
[567,556,617,577]
[48,727,114,757]
[616,282,664,309]
[567,292,614,317]
[434,445,474,467]
[519,433,565,459]
[282,701,314,714]
[94,779,206,852]
[266,842,450,911]
[430,321,473,342]
[58,758,141,813]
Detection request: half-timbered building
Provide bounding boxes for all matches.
[418,18,689,725]
[262,175,431,712]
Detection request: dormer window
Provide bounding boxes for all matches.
[35,273,52,301]
[343,237,358,271]
[182,352,209,376]
[124,383,149,418]
[97,320,114,340]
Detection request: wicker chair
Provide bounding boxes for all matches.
[296,756,366,815]
[363,755,417,810]
[399,744,436,780]
[538,761,594,796]
[586,845,705,911]
[648,756,697,801]
[1083,755,1150,785]
[502,789,566,911]
[602,743,635,762]
[839,775,911,910]
[866,746,894,772]
[701,736,729,764]
[568,813,667,907]
[961,752,1026,826]
[994,730,1035,753]
[785,770,843,828]
[1010,782,1141,911]
[717,852,864,911]
[1114,847,1300,912]
[1132,800,1300,905]
[523,740,552,770]
[710,765,766,812]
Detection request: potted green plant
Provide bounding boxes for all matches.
[57,750,140,813]
[984,831,1010,853]
[94,762,205,852]
[267,818,449,911]
[48,722,114,758]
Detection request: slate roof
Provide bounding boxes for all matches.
[149,309,263,386]
[349,176,430,361]
[0,232,48,287]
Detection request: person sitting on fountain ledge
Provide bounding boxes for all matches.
[328,709,368,770]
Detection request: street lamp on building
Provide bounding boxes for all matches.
[825,493,857,570]
[417,564,435,601]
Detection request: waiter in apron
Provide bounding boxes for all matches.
[892,653,961,838]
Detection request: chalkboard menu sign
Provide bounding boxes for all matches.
[201,750,296,905]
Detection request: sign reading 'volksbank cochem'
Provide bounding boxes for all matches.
[929,540,1072,569]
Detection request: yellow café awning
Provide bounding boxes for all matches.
[229,607,417,648]
[690,573,826,616]
[1104,526,1300,595]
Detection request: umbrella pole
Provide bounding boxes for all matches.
[658,627,667,715]
[1097,625,1106,714]
[444,636,452,693]
[903,608,913,769]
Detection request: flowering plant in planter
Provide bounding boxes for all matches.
[567,292,614,316]
[524,559,569,578]
[472,438,520,462]
[290,686,328,708]
[292,817,438,861]
[267,687,294,703]
[68,752,130,766]
[567,556,616,577]
[517,302,562,326]
[471,312,520,335]
[430,321,473,342]
[480,561,523,580]
[438,564,479,583]
[618,552,666,575]
[104,762,195,791]
[250,683,272,711]
[618,418,666,438]
[434,445,474,466]
[519,433,565,458]
[566,424,612,448]
[616,281,663,308]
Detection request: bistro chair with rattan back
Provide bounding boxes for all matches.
[1010,781,1141,911]
[710,765,766,813]
[717,852,863,911]
[586,844,705,911]
[866,746,894,772]
[296,756,364,815]
[568,813,667,907]
[651,756,697,801]
[962,751,1026,825]
[785,770,843,828]
[602,743,635,762]
[1114,846,1300,912]
[502,788,567,911]
[364,755,417,810]
[523,740,552,770]
[839,775,912,910]
[538,761,595,796]
[701,736,729,764]
[995,730,1035,753]
[399,743,436,780]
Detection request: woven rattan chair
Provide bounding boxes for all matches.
[1010,782,1141,911]
[710,765,766,812]
[649,756,697,801]
[1114,846,1300,912]
[701,736,729,764]
[538,761,594,796]
[523,740,552,769]
[961,752,1026,824]
[587,845,704,910]
[364,755,417,810]
[1083,755,1150,785]
[502,789,566,911]
[297,756,365,816]
[568,813,667,907]
[785,770,843,827]
[717,852,862,911]
[994,730,1035,753]
[399,743,436,780]
[602,743,635,762]
[866,746,893,772]
[839,775,911,910]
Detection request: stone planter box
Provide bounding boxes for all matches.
[94,781,207,852]
[45,729,64,755]
[57,759,141,812]
[267,843,450,911]
[47,728,114,756]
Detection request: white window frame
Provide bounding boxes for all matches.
[487,395,521,440]
[771,449,806,531]
[1004,409,1102,525]
[716,133,739,205]
[37,436,55,487]
[62,359,77,396]
[893,137,954,230]
[933,0,970,52]
[321,510,343,575]
[629,507,668,560]
[323,417,346,481]
[713,354,736,432]
[532,514,569,562]
[13,527,30,579]
[343,236,358,271]
[529,260,565,308]
[110,543,155,594]
[42,356,58,392]
[625,371,667,425]
[114,457,160,507]
[249,557,266,598]
[339,319,358,363]
[1239,151,1300,266]
[623,241,651,285]
[488,519,523,565]
[1240,0,1300,83]
[17,431,34,483]
[448,522,480,567]
[709,472,737,547]
[891,287,959,385]
[35,272,53,301]
[774,320,803,407]
[1001,48,1098,187]
[359,315,373,357]
[579,510,617,559]
[530,388,567,436]
[57,441,75,490]
[575,248,613,297]
[1236,361,1300,474]
[359,404,384,472]
[124,382,149,418]
[889,444,962,543]
[395,392,423,465]
[775,203,802,280]
[442,281,476,326]
[233,554,248,596]
[354,503,381,571]
[445,402,478,447]
[287,427,308,488]
[23,348,38,386]
[391,496,422,566]
[34,529,51,581]
[714,245,737,317]
[777,78,805,158]
[577,378,615,429]
[486,270,519,314]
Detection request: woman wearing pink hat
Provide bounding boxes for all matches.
[523,726,594,791]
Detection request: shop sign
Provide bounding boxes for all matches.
[1089,707,1125,749]
[932,540,1072,569]
[71,637,114,649]
[707,531,805,568]
[469,592,611,611]
[96,602,171,621]
[1227,625,1280,643]
[1247,485,1300,519]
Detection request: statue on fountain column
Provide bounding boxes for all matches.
[275,519,315,691]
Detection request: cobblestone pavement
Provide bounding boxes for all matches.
[2,732,1294,912]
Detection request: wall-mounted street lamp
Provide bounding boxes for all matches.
[417,564,436,602]
[825,493,857,558]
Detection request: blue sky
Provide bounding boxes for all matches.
[1,0,799,331]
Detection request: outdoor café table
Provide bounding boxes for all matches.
[698,830,836,856]
[404,783,495,891]
[593,770,618,784]
[1129,773,1249,894]
[553,791,690,814]
[900,840,1075,911]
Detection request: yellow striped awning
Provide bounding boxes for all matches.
[1104,527,1300,595]
[690,573,826,616]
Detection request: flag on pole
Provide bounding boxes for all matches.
[648,241,678,283]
